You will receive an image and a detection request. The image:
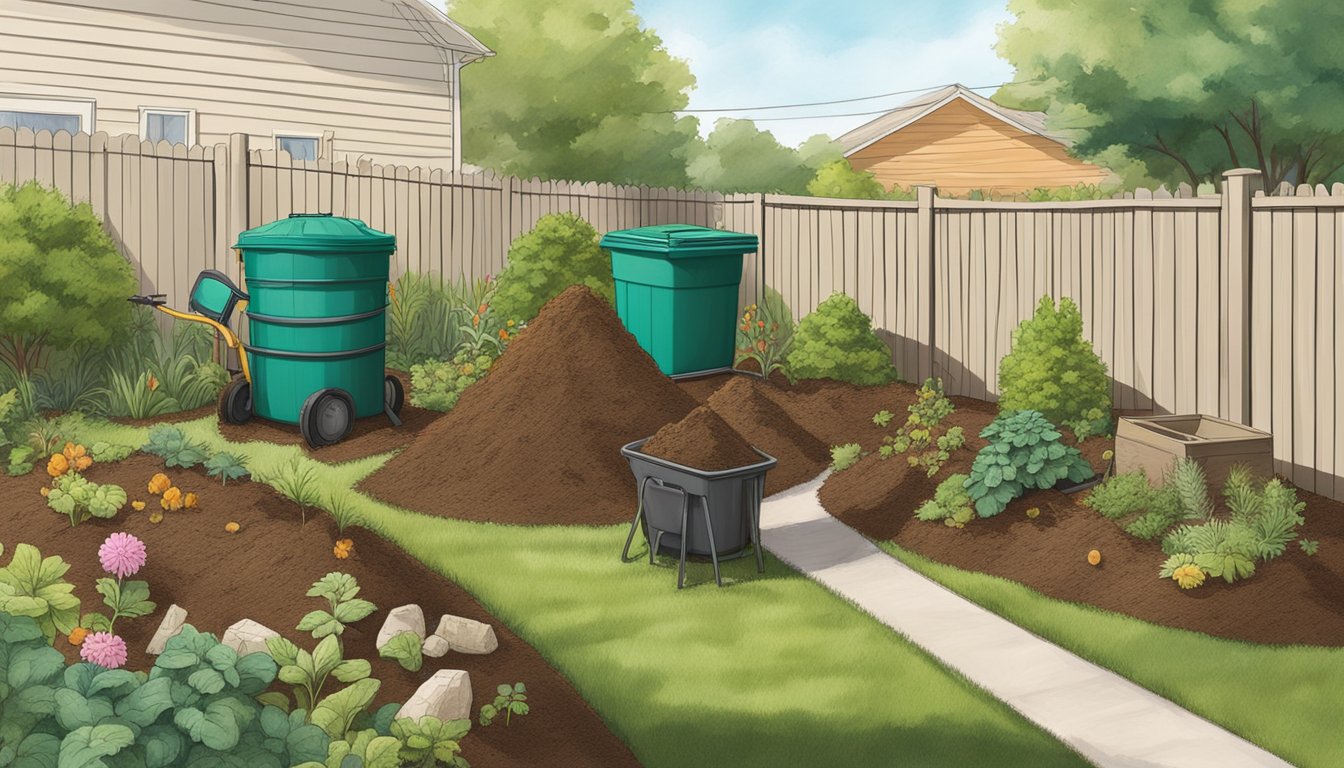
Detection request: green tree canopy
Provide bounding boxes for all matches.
[449,0,702,186]
[687,120,841,194]
[807,160,890,200]
[996,0,1344,189]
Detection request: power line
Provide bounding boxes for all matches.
[667,81,1013,115]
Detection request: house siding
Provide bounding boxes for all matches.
[847,98,1109,196]
[0,0,472,166]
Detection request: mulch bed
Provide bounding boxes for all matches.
[0,454,640,768]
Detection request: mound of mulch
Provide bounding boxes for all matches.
[0,455,640,768]
[361,286,699,525]
[640,405,762,472]
[704,376,830,492]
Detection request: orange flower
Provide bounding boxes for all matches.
[183,492,198,509]
[148,473,171,495]
[161,486,183,511]
[74,456,92,472]
[225,521,240,533]
[478,303,488,314]
[755,339,767,352]
[333,538,354,559]
[47,453,69,478]
[472,314,480,328]
[757,320,765,328]
[68,627,88,646]
[62,443,86,461]
[499,329,509,340]
[1087,549,1102,566]
[147,374,159,391]
[40,486,50,497]
[131,500,146,511]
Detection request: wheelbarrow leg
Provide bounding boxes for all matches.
[701,498,722,587]
[621,477,652,563]
[677,493,689,590]
[751,475,765,574]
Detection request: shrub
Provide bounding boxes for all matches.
[46,472,127,526]
[829,443,862,472]
[997,296,1111,439]
[409,351,496,412]
[142,424,210,468]
[0,182,137,377]
[492,213,613,324]
[965,411,1093,518]
[89,441,134,463]
[877,378,966,477]
[387,271,471,370]
[915,474,974,528]
[1170,457,1214,521]
[786,293,897,386]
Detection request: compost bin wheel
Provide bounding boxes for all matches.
[218,377,252,425]
[384,374,405,415]
[299,388,354,448]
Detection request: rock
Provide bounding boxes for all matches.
[376,604,426,648]
[221,619,279,657]
[396,670,472,722]
[432,614,498,655]
[145,604,188,655]
[422,634,451,658]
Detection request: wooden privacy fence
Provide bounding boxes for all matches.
[1,127,1341,502]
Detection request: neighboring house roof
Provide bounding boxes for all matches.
[838,84,1069,157]
[395,0,494,62]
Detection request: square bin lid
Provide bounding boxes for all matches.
[599,224,758,257]
[233,213,395,253]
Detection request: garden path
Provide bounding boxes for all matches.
[759,473,1293,768]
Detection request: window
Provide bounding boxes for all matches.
[139,107,196,146]
[276,134,320,161]
[0,95,95,134]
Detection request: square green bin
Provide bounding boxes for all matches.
[600,224,759,377]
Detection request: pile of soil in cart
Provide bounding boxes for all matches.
[0,454,641,768]
[361,286,700,525]
[821,420,1344,646]
[640,405,762,472]
[703,376,830,493]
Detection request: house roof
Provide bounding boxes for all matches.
[394,0,494,62]
[837,84,1069,157]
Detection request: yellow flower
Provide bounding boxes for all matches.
[47,453,69,478]
[68,627,88,646]
[498,329,509,341]
[1172,564,1205,589]
[131,501,146,511]
[149,511,164,524]
[74,456,92,472]
[39,486,50,498]
[1087,549,1102,566]
[183,492,198,510]
[225,521,240,533]
[1102,449,1115,462]
[161,486,183,511]
[1025,507,1040,519]
[506,319,516,328]
[148,473,171,495]
[333,538,354,559]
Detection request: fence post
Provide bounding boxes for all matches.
[227,133,249,245]
[1220,168,1261,424]
[915,184,937,383]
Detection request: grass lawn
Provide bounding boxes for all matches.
[879,542,1344,768]
[58,415,1089,767]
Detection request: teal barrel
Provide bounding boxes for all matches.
[233,215,396,424]
[600,225,759,377]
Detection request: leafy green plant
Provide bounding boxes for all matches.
[0,545,80,643]
[872,410,894,428]
[295,727,403,768]
[1300,539,1320,556]
[89,441,133,463]
[786,293,898,386]
[378,631,423,673]
[107,370,181,419]
[965,411,1093,518]
[266,457,325,524]
[386,271,474,371]
[829,443,862,472]
[876,378,966,477]
[492,212,614,324]
[1082,469,1187,540]
[1170,458,1214,521]
[265,633,378,737]
[298,572,378,639]
[479,682,529,727]
[390,716,471,768]
[6,444,34,476]
[1161,519,1259,584]
[324,489,361,534]
[46,473,128,526]
[997,296,1111,440]
[141,424,210,468]
[915,474,974,529]
[410,350,496,412]
[204,451,250,486]
[734,290,795,382]
[0,611,74,763]
[456,282,519,359]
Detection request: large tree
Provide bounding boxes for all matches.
[996,0,1344,189]
[448,0,702,186]
[687,120,840,194]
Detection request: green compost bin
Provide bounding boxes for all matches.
[233,214,396,426]
[600,224,758,377]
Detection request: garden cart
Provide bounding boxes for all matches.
[129,214,404,448]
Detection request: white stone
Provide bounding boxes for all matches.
[376,604,426,649]
[433,614,498,655]
[422,634,451,658]
[145,604,188,655]
[396,670,472,722]
[221,619,279,657]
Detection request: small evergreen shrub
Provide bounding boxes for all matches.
[997,296,1111,439]
[786,293,897,386]
[965,410,1093,518]
[491,213,613,323]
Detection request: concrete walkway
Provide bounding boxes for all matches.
[758,473,1293,768]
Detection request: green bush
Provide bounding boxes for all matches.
[997,296,1111,439]
[491,213,613,324]
[965,411,1093,518]
[409,351,496,412]
[1082,469,1187,540]
[786,293,897,386]
[829,443,862,472]
[876,378,965,477]
[0,182,137,377]
[915,474,974,528]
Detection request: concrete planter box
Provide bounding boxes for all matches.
[1114,415,1273,489]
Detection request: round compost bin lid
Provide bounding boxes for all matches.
[233,214,395,253]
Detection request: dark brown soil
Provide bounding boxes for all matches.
[640,405,762,472]
[704,377,830,493]
[0,455,641,768]
[360,286,699,525]
[818,396,1344,646]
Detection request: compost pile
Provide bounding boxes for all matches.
[361,286,700,524]
[640,405,761,471]
[704,377,830,493]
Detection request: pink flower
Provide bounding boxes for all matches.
[80,632,128,669]
[99,532,146,578]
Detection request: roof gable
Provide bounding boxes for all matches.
[838,84,1066,157]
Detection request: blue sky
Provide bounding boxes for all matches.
[632,0,1016,147]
